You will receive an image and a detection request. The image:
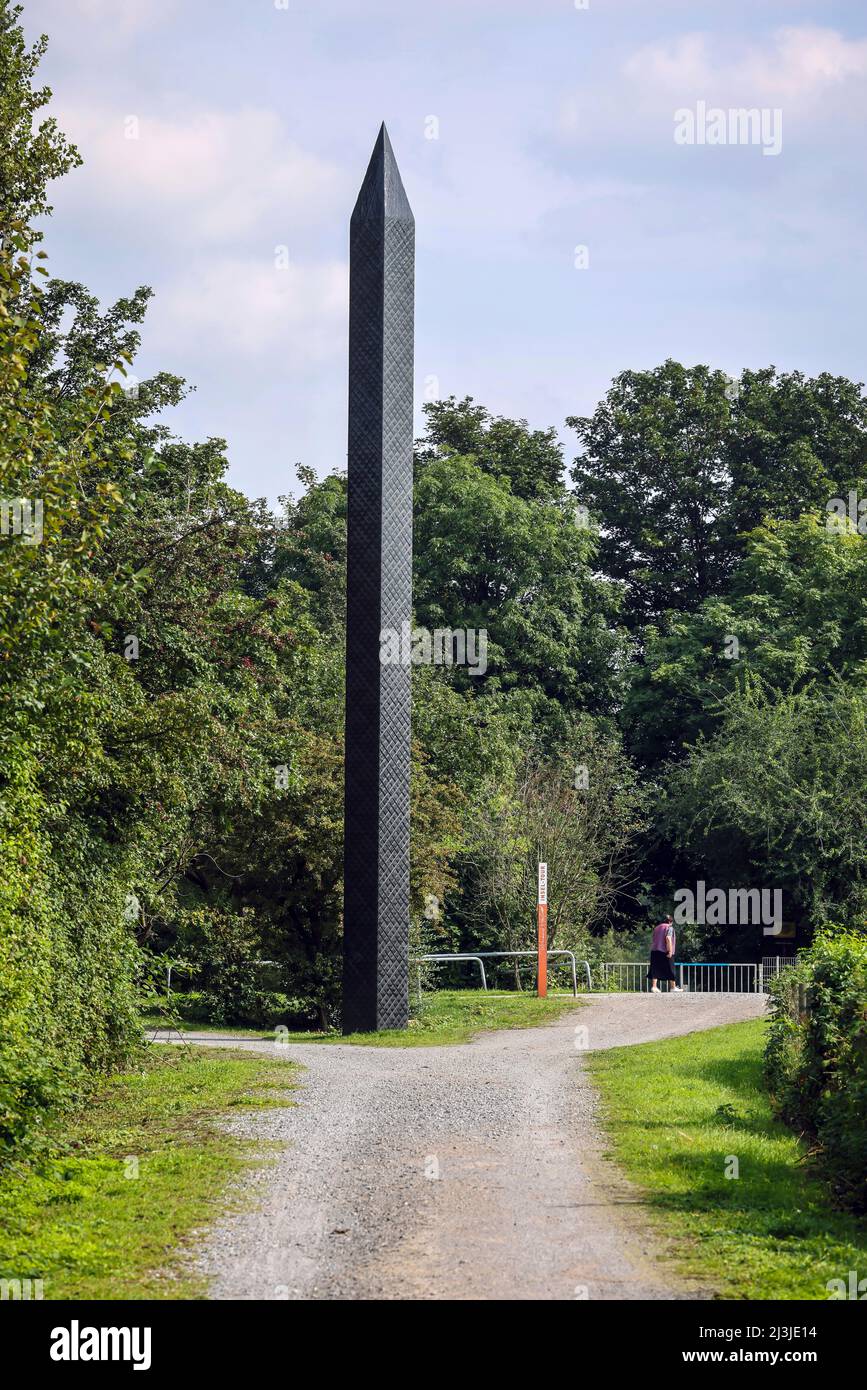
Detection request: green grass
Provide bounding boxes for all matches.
[588,1018,867,1300]
[140,1014,273,1038]
[146,989,583,1047]
[337,989,583,1045]
[0,1045,297,1300]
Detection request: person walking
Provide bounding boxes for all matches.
[648,915,682,993]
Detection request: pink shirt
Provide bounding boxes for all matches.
[651,922,675,954]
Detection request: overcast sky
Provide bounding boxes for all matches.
[23,0,867,505]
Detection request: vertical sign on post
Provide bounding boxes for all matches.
[537,862,548,998]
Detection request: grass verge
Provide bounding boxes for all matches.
[588,1018,867,1300]
[145,989,583,1047]
[0,1045,296,1300]
[140,1016,273,1038]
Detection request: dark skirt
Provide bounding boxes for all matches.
[648,950,676,983]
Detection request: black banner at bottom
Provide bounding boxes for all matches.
[4,1296,862,1376]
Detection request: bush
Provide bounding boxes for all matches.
[765,927,867,1211]
[0,755,142,1158]
[171,908,321,1028]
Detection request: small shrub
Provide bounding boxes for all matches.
[765,926,867,1210]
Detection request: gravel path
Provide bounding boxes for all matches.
[158,992,766,1301]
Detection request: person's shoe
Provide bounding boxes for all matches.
[671,985,683,992]
[650,986,660,993]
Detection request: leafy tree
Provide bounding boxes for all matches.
[0,2,80,242]
[765,928,867,1211]
[417,396,565,501]
[269,467,347,630]
[461,730,646,979]
[727,368,867,536]
[569,360,867,629]
[659,678,867,942]
[626,515,867,763]
[0,4,141,1148]
[413,452,625,721]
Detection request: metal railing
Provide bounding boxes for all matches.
[596,961,648,992]
[761,956,797,992]
[418,956,762,997]
[596,961,761,994]
[416,953,488,992]
[678,962,759,993]
[414,949,591,1000]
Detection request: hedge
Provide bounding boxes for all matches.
[765,927,867,1211]
[0,749,142,1159]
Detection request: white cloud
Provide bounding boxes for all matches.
[556,25,867,157]
[56,105,343,244]
[25,0,178,49]
[150,255,348,361]
[622,26,867,107]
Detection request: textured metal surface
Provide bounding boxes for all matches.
[343,125,414,1032]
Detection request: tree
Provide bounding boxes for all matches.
[0,6,142,1151]
[0,2,81,243]
[269,467,347,630]
[413,452,626,722]
[660,678,867,942]
[569,360,867,630]
[625,515,867,764]
[417,396,565,501]
[462,729,646,980]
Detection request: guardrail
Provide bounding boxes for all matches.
[414,949,591,1000]
[416,955,763,997]
[596,961,647,992]
[678,962,759,993]
[596,961,761,994]
[416,953,489,992]
[761,956,797,992]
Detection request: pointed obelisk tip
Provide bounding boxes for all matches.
[351,122,413,226]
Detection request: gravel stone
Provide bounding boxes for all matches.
[154,992,766,1300]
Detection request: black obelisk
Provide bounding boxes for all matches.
[342,125,414,1032]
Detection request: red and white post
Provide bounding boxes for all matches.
[537,861,548,998]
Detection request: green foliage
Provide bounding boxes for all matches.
[569,360,867,630]
[0,2,81,240]
[179,907,280,1027]
[461,733,646,962]
[417,395,566,501]
[765,929,867,1211]
[414,441,625,720]
[7,0,867,1179]
[627,515,867,762]
[0,192,142,1152]
[0,1045,297,1300]
[590,1019,867,1298]
[660,680,867,939]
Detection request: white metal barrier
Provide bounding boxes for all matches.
[415,953,488,992]
[761,956,797,992]
[596,961,761,993]
[678,962,759,993]
[414,955,763,999]
[415,950,591,999]
[597,962,647,992]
